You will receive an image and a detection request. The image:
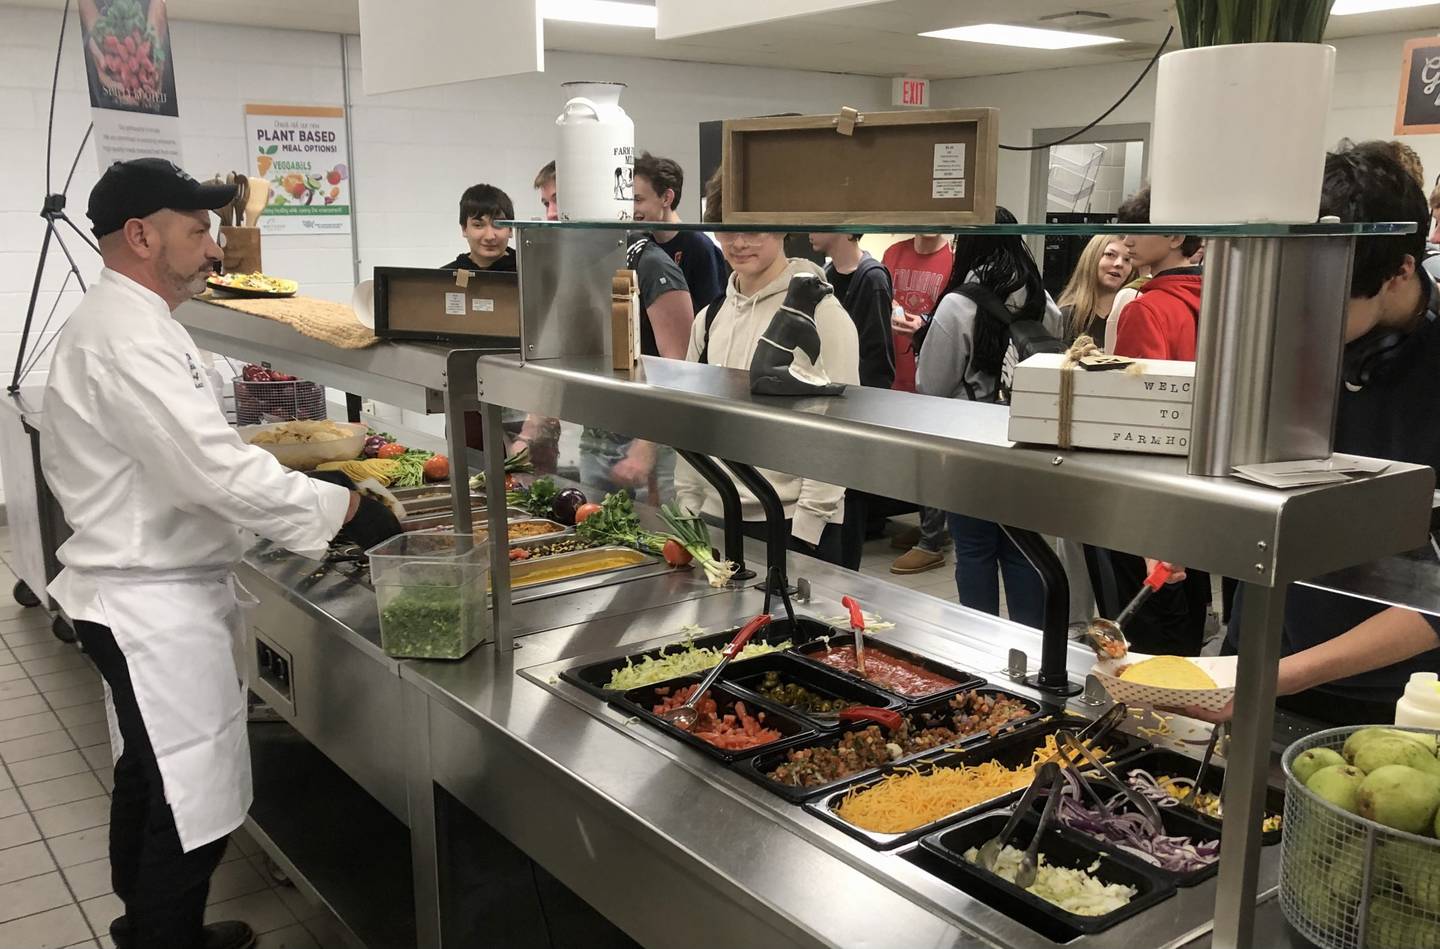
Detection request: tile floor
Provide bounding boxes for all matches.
[0,527,349,949]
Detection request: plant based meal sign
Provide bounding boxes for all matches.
[244,104,352,235]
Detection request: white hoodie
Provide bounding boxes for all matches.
[674,258,860,545]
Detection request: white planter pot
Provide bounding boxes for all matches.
[1149,43,1335,224]
[555,81,634,221]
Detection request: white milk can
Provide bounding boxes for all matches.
[555,81,634,221]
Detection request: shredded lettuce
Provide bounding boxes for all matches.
[964,844,1136,916]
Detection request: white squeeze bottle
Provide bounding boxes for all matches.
[1394,671,1440,729]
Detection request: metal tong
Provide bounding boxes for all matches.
[809,706,904,730]
[1055,727,1164,834]
[660,613,772,731]
[1085,561,1180,660]
[975,761,1063,888]
[1182,721,1228,805]
[841,595,867,677]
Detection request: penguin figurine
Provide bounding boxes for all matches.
[749,273,847,397]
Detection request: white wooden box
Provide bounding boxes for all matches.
[1010,353,1196,403]
[1009,392,1191,430]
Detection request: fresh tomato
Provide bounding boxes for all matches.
[423,455,450,481]
[504,473,518,491]
[662,539,692,568]
[377,443,407,459]
[573,503,603,524]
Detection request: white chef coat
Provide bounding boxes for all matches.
[40,267,350,850]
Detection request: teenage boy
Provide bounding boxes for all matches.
[441,184,516,271]
[1101,187,1210,655]
[534,160,559,221]
[1112,187,1202,359]
[634,152,726,310]
[1195,142,1440,724]
[810,231,896,568]
[887,232,958,574]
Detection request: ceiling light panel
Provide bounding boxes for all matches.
[920,23,1122,49]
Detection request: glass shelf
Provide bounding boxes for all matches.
[499,219,1417,236]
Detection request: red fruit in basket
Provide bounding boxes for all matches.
[422,455,450,481]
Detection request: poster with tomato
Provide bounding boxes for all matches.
[80,0,178,117]
[244,104,352,235]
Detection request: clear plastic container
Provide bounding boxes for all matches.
[368,533,490,660]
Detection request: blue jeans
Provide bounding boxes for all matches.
[947,513,1045,629]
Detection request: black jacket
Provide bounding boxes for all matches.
[827,253,896,389]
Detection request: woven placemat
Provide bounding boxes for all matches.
[197,292,379,349]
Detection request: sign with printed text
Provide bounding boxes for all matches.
[892,77,929,108]
[244,104,352,235]
[80,0,183,168]
[1395,37,1440,135]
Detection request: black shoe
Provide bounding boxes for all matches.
[110,916,256,949]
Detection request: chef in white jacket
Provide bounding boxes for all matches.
[40,158,400,949]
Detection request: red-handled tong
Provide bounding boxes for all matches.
[841,595,867,678]
[660,613,772,731]
[810,705,904,730]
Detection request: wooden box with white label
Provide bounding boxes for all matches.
[372,266,520,345]
[1007,353,1196,456]
[721,107,998,225]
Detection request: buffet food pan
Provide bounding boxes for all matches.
[614,677,816,764]
[1120,748,1285,846]
[790,632,984,703]
[720,653,902,730]
[803,717,1151,850]
[502,547,649,591]
[561,615,838,699]
[738,686,1048,805]
[401,507,528,532]
[395,491,486,518]
[911,810,1175,939]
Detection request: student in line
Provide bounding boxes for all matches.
[916,208,1063,629]
[535,160,559,221]
[1057,234,1133,349]
[809,230,896,569]
[633,152,727,311]
[886,233,957,576]
[1103,187,1211,656]
[674,172,859,565]
[441,184,516,271]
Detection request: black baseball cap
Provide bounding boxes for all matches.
[87,158,238,238]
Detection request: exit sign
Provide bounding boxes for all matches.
[892,77,929,107]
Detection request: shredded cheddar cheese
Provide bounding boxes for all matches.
[834,735,1108,834]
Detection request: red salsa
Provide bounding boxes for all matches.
[810,645,958,697]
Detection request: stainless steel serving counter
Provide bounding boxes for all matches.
[237,534,1298,949]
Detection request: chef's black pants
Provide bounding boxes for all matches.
[76,621,228,949]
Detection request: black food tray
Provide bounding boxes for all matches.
[915,811,1175,938]
[789,633,984,703]
[739,686,1047,805]
[804,716,1151,850]
[903,686,1047,747]
[561,615,837,699]
[1025,786,1222,887]
[721,653,903,730]
[1120,749,1285,845]
[615,677,816,763]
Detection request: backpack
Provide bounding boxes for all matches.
[696,295,725,365]
[956,282,1063,404]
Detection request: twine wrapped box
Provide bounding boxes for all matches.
[1008,352,1196,456]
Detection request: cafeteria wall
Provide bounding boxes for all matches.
[928,28,1440,222]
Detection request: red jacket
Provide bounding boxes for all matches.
[1112,268,1203,360]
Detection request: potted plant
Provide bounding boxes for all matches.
[1149,0,1335,224]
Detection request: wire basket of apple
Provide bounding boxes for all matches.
[233,364,325,424]
[1280,725,1440,949]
